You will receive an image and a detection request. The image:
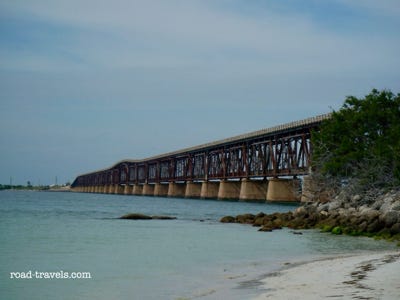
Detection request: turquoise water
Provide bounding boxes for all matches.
[0,191,397,300]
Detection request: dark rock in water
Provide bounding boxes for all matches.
[151,215,177,220]
[120,213,153,220]
[119,213,176,220]
[291,231,303,235]
[236,213,255,224]
[220,216,236,223]
[258,224,282,232]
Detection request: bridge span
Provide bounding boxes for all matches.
[71,113,331,202]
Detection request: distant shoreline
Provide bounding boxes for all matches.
[0,186,71,192]
[46,186,72,192]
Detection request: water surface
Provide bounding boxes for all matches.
[0,191,396,299]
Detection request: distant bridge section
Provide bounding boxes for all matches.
[71,113,331,202]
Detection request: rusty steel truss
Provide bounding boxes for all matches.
[72,114,330,187]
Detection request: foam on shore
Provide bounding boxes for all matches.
[254,251,400,300]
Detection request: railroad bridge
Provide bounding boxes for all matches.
[71,113,330,202]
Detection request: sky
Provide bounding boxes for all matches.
[0,0,399,186]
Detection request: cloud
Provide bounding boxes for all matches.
[337,0,400,18]
[1,0,398,75]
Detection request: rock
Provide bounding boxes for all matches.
[320,211,329,217]
[119,213,152,220]
[291,231,303,235]
[255,212,266,218]
[253,215,266,227]
[258,224,282,232]
[151,215,177,220]
[358,221,368,232]
[220,216,236,223]
[119,213,176,220]
[391,203,400,211]
[361,209,380,221]
[366,219,385,233]
[317,203,329,213]
[235,213,255,224]
[352,194,362,202]
[380,211,400,227]
[390,223,400,234]
[293,206,307,218]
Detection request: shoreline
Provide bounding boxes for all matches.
[253,250,400,300]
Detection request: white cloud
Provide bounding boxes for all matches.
[1,0,398,76]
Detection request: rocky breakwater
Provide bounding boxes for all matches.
[220,189,400,243]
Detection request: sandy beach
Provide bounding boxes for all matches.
[254,251,400,300]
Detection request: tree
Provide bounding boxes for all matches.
[312,89,400,194]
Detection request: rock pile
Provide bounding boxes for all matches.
[220,189,400,240]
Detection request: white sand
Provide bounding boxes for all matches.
[254,251,400,300]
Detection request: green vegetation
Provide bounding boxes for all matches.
[318,224,400,244]
[312,89,400,193]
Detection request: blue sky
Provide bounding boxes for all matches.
[0,0,399,185]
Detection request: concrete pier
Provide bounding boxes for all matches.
[168,182,186,198]
[132,184,143,195]
[239,179,267,202]
[106,185,113,194]
[266,178,300,202]
[124,184,133,195]
[218,180,241,200]
[142,183,155,196]
[154,183,169,197]
[185,181,202,198]
[115,185,124,194]
[200,181,219,199]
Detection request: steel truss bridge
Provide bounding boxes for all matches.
[72,114,330,194]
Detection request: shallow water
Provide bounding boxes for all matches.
[0,191,396,299]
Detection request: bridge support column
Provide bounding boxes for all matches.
[218,180,241,200]
[142,184,155,196]
[185,182,202,198]
[124,184,133,195]
[266,178,300,202]
[114,184,124,194]
[239,179,267,202]
[101,185,108,193]
[132,184,143,195]
[154,183,169,197]
[109,184,117,194]
[200,181,219,199]
[168,182,186,198]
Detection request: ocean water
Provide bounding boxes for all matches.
[0,191,397,300]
